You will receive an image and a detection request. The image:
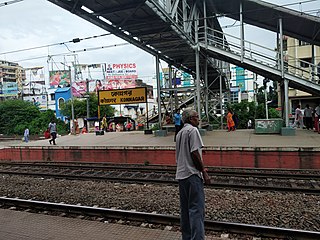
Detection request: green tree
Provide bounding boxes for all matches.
[256,81,278,106]
[227,101,281,129]
[0,100,67,135]
[60,93,114,119]
[0,100,40,135]
[228,101,257,129]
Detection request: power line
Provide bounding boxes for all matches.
[0,33,112,56]
[0,0,23,7]
[14,42,130,62]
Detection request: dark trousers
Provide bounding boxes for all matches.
[305,117,312,130]
[174,125,182,142]
[49,132,57,145]
[178,175,205,240]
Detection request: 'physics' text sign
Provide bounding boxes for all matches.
[98,87,147,105]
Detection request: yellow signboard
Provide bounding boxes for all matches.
[98,87,147,105]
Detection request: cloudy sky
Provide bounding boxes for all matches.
[0,0,319,84]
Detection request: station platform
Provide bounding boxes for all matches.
[0,208,221,240]
[0,129,320,169]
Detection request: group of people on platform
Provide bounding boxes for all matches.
[292,103,320,131]
[100,114,134,132]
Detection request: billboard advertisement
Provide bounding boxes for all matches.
[49,70,71,88]
[24,95,48,110]
[104,63,137,90]
[72,81,87,97]
[0,82,18,97]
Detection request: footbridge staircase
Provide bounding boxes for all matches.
[48,0,320,127]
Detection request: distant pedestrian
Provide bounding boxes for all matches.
[304,104,313,130]
[175,109,210,240]
[23,128,29,143]
[152,105,157,116]
[48,119,57,145]
[247,119,252,129]
[226,108,235,132]
[314,103,320,132]
[174,109,182,142]
[232,112,239,130]
[101,114,107,132]
[126,121,132,131]
[292,104,304,129]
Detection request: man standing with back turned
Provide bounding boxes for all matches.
[175,108,210,240]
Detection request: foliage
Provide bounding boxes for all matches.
[59,93,114,119]
[269,107,281,118]
[227,101,257,129]
[256,81,278,106]
[0,100,68,135]
[224,101,281,129]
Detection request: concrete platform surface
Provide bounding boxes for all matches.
[2,128,320,149]
[0,209,221,240]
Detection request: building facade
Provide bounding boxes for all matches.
[229,66,256,103]
[0,60,26,99]
[283,36,320,112]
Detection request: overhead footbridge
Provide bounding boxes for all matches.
[48,0,229,91]
[201,0,320,96]
[48,0,320,127]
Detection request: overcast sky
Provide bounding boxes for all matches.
[0,0,319,84]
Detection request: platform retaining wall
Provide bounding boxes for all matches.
[1,147,320,169]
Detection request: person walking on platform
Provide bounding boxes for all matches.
[175,109,210,240]
[226,108,235,132]
[48,119,57,145]
[304,104,313,130]
[23,128,29,143]
[292,104,304,129]
[174,109,182,142]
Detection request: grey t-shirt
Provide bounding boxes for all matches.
[48,122,57,133]
[175,123,204,180]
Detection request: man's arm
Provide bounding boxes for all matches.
[191,150,211,184]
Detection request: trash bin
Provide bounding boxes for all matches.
[95,130,104,135]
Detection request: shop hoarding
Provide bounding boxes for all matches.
[49,70,71,88]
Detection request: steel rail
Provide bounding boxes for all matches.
[1,162,320,180]
[1,164,320,194]
[0,197,319,239]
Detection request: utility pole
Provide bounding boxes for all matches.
[61,59,75,134]
[86,78,90,119]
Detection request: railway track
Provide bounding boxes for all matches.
[1,162,320,194]
[0,196,319,239]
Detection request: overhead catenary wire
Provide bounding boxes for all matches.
[0,33,112,56]
[14,42,130,62]
[0,0,23,7]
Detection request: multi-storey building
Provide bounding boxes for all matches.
[229,66,257,103]
[0,60,26,98]
[283,36,320,111]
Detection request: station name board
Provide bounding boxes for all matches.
[98,87,147,105]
